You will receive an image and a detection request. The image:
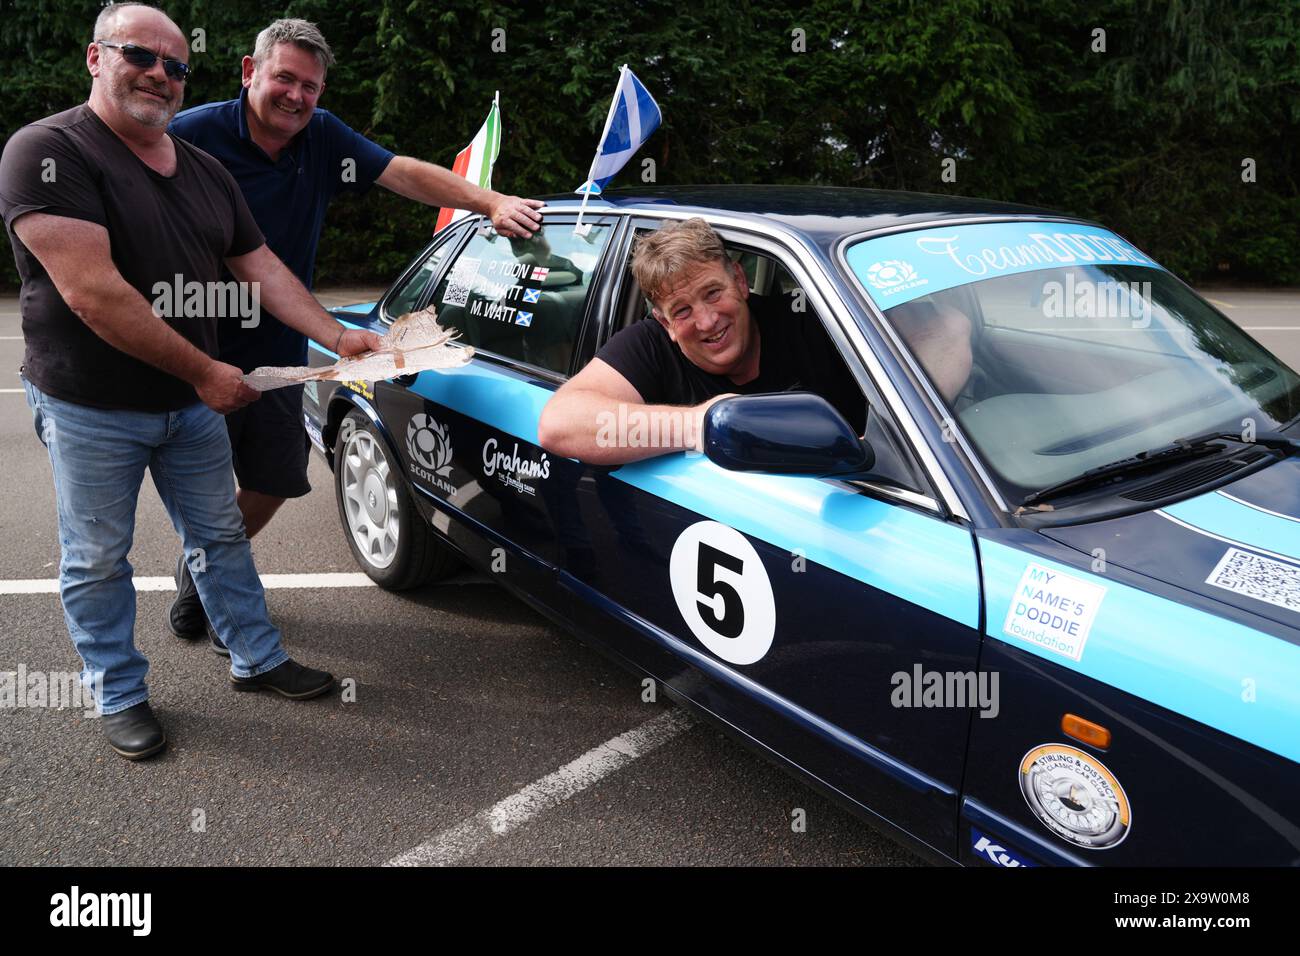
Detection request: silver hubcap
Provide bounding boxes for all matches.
[341,429,399,569]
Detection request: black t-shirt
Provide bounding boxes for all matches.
[0,104,265,411]
[597,294,866,432]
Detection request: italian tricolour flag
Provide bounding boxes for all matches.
[434,93,502,233]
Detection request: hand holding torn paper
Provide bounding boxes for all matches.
[243,307,473,392]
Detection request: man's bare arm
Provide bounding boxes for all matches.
[377,155,544,238]
[13,213,257,413]
[537,357,728,465]
[224,244,382,357]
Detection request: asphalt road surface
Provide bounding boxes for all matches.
[1,286,1296,866]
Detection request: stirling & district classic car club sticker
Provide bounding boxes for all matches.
[1019,743,1131,849]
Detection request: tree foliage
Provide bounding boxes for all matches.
[1,0,1296,287]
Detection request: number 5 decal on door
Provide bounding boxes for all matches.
[670,521,776,665]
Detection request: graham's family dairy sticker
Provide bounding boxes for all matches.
[1002,562,1106,661]
[482,435,549,497]
[1019,744,1131,849]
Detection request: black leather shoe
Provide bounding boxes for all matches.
[207,620,230,658]
[230,659,334,700]
[168,553,207,639]
[101,701,167,760]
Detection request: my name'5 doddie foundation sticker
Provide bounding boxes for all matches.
[1002,563,1107,662]
[1019,744,1131,849]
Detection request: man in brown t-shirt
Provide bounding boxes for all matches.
[0,2,383,759]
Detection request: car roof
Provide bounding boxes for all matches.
[536,185,1091,251]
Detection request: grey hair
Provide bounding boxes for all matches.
[93,3,167,41]
[252,18,335,72]
[632,218,731,305]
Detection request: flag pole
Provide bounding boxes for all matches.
[492,89,500,183]
[488,89,500,200]
[479,90,501,237]
[572,162,598,238]
[575,64,629,237]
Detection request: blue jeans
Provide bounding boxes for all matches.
[24,379,289,714]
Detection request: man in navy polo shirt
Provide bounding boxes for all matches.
[168,18,543,648]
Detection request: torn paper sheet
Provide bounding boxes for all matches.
[243,306,473,392]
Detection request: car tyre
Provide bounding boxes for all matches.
[334,410,459,590]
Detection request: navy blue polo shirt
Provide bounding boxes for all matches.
[170,90,395,368]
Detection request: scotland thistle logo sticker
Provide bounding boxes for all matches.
[865,260,917,290]
[406,413,453,477]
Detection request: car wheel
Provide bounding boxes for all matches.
[334,410,460,590]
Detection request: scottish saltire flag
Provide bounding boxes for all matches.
[434,93,502,233]
[575,65,661,197]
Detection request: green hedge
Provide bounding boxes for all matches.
[3,0,1297,289]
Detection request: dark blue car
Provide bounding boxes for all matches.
[303,186,1300,866]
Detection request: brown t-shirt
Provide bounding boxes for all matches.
[0,104,265,411]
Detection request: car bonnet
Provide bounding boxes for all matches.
[1040,456,1300,640]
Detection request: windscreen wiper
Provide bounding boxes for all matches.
[1177,430,1300,452]
[1019,431,1294,508]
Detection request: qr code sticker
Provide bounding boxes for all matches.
[1205,547,1300,613]
[442,257,480,308]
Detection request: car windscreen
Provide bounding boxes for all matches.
[845,222,1300,503]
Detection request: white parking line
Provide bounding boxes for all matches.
[387,708,695,867]
[0,572,376,595]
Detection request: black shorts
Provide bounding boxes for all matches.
[225,383,311,499]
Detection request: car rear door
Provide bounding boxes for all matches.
[372,214,624,619]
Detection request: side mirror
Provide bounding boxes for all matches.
[702,392,874,477]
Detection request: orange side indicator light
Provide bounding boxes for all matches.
[1062,713,1111,749]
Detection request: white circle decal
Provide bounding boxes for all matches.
[669,521,776,665]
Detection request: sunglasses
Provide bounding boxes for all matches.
[95,40,191,82]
